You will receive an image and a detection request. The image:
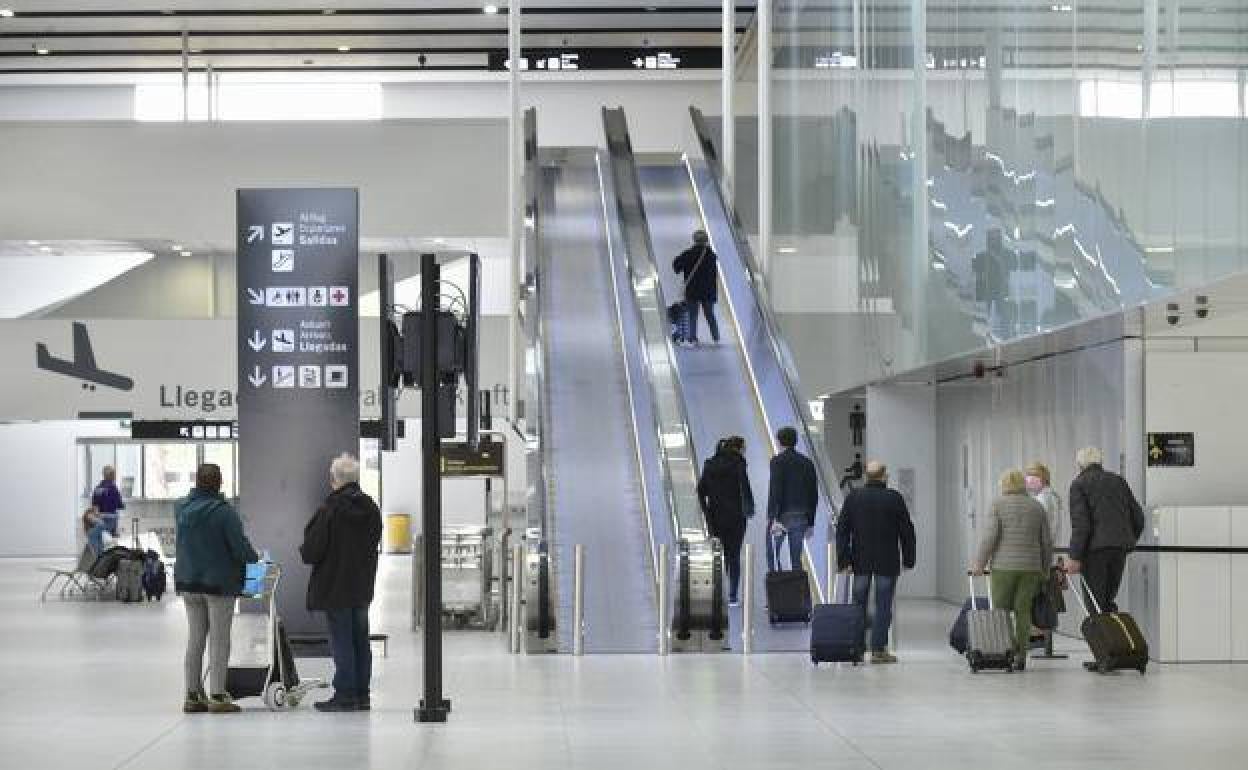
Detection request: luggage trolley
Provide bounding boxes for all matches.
[221,561,327,711]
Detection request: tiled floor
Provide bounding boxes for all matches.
[6,554,1247,769]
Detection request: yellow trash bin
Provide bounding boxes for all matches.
[385,512,412,554]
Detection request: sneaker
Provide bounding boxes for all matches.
[206,694,240,714]
[314,697,357,713]
[728,596,740,607]
[870,650,898,664]
[182,691,208,714]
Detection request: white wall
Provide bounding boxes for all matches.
[384,75,720,151]
[865,383,937,597]
[0,120,508,243]
[1146,350,1248,507]
[0,420,127,558]
[0,85,134,120]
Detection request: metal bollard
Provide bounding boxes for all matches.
[741,542,754,655]
[826,541,835,602]
[510,543,525,654]
[573,544,586,656]
[657,543,669,656]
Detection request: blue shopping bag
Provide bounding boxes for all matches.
[243,562,268,597]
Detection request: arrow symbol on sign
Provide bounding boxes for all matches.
[246,288,264,305]
[246,225,264,244]
[247,330,266,352]
[632,57,644,68]
[248,365,267,388]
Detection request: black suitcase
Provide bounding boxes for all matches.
[810,574,866,664]
[1071,574,1148,674]
[765,533,811,624]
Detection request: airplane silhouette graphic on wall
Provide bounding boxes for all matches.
[36,322,135,392]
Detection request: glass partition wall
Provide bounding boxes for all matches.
[766,0,1248,397]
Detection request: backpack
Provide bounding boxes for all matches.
[115,556,145,603]
[88,545,129,580]
[141,550,166,601]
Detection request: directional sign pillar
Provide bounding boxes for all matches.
[236,188,360,635]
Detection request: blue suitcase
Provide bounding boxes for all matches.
[811,574,866,664]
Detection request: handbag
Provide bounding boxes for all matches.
[1031,566,1065,630]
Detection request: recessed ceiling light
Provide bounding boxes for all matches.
[172,244,184,251]
[39,246,52,252]
[26,240,39,246]
[434,237,447,245]
[0,10,15,19]
[337,45,351,53]
[180,250,193,257]
[322,8,336,14]
[35,48,50,56]
[483,4,499,14]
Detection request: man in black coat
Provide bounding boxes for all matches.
[767,427,819,572]
[835,461,916,664]
[672,229,720,346]
[697,436,755,605]
[1065,446,1144,617]
[300,453,383,712]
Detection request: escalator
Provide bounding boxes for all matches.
[525,135,661,652]
[604,107,842,652]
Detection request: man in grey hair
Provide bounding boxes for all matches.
[300,453,383,712]
[1066,447,1144,628]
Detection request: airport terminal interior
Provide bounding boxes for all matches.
[3,1,1248,768]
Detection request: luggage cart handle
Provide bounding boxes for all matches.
[966,570,993,610]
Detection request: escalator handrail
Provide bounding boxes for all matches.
[686,105,843,521]
[523,106,554,539]
[602,106,709,546]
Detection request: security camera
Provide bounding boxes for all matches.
[1195,295,1209,320]
[1166,302,1180,326]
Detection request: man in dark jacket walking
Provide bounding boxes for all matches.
[300,453,383,712]
[673,229,720,346]
[697,436,754,605]
[767,427,819,572]
[835,461,916,663]
[175,463,259,714]
[1065,447,1144,618]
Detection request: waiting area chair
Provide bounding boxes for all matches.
[38,545,112,601]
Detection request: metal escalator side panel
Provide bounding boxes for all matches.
[600,106,708,547]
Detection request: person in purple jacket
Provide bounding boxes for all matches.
[87,466,125,554]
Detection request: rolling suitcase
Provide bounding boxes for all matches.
[765,534,811,624]
[1070,573,1148,675]
[810,573,866,664]
[964,571,1016,672]
[948,596,990,654]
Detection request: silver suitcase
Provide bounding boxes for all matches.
[440,527,494,628]
[965,572,1016,672]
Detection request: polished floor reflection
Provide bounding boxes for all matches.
[5,555,1248,769]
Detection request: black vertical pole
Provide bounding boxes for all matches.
[417,252,450,722]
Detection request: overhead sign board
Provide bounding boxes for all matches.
[237,187,360,635]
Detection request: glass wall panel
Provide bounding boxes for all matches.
[769,0,1248,396]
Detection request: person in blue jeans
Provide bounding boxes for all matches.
[88,466,125,554]
[835,461,917,664]
[766,427,819,571]
[300,454,383,712]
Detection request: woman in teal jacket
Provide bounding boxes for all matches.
[174,463,258,714]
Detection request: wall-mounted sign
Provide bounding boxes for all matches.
[440,439,505,477]
[131,420,237,440]
[1148,432,1194,467]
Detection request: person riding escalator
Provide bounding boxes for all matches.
[697,436,754,606]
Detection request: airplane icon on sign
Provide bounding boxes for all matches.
[36,322,135,392]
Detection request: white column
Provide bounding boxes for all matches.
[721,0,735,202]
[910,0,928,362]
[757,0,772,276]
[1142,0,1158,119]
[181,31,189,122]
[507,0,522,428]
